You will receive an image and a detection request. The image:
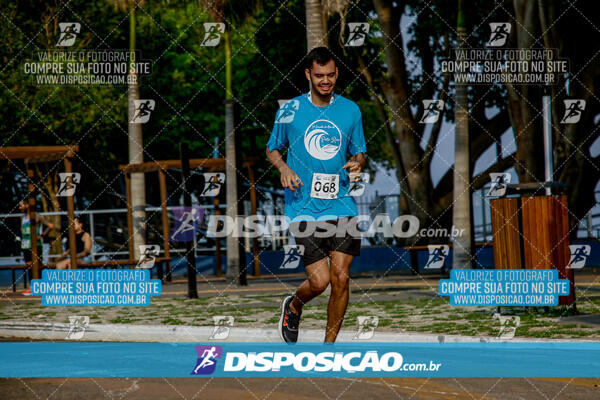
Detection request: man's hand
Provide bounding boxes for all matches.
[266,147,303,191]
[280,165,303,191]
[343,159,362,182]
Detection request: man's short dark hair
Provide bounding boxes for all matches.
[306,47,335,70]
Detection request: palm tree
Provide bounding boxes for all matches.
[452,0,473,269]
[305,0,327,50]
[200,0,258,284]
[110,0,147,260]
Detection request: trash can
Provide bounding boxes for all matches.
[490,185,575,306]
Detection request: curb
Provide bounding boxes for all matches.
[0,321,590,343]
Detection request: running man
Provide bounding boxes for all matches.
[266,47,367,343]
[18,200,54,295]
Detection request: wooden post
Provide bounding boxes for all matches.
[159,168,172,281]
[27,169,40,279]
[214,197,222,277]
[64,158,77,269]
[248,166,260,277]
[124,171,134,260]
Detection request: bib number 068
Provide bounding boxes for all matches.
[310,173,339,199]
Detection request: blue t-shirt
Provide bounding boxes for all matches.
[267,93,367,222]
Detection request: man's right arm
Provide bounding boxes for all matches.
[266,147,303,191]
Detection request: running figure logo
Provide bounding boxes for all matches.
[201,23,225,47]
[487,172,511,197]
[348,172,370,197]
[280,245,305,270]
[130,100,155,124]
[567,245,591,269]
[57,173,81,197]
[424,245,449,269]
[201,173,225,197]
[493,313,520,340]
[345,23,370,47]
[486,23,511,47]
[209,316,234,340]
[65,316,89,340]
[419,100,444,124]
[136,245,160,269]
[353,316,379,340]
[191,345,222,375]
[275,100,300,124]
[56,23,81,47]
[171,207,203,242]
[561,100,586,124]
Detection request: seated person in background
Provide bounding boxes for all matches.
[56,217,92,269]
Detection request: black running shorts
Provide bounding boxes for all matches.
[290,217,361,267]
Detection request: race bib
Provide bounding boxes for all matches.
[310,173,339,199]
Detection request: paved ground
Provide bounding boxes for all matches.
[2,377,600,399]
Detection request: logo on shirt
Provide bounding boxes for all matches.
[304,119,342,160]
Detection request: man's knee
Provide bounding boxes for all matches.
[309,275,329,294]
[330,270,349,291]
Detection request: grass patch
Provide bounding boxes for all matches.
[161,317,185,325]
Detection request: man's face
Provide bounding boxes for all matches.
[18,201,28,213]
[305,60,337,96]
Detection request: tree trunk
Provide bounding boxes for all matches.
[452,4,473,269]
[305,0,327,50]
[128,5,146,260]
[223,29,247,285]
[372,0,434,233]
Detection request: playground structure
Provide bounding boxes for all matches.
[119,156,260,280]
[0,146,262,287]
[0,146,79,279]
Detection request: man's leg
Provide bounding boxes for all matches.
[290,258,330,314]
[324,251,353,342]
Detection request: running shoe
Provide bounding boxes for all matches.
[279,295,301,343]
[23,288,31,296]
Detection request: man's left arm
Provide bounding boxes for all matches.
[343,153,366,179]
[344,107,368,179]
